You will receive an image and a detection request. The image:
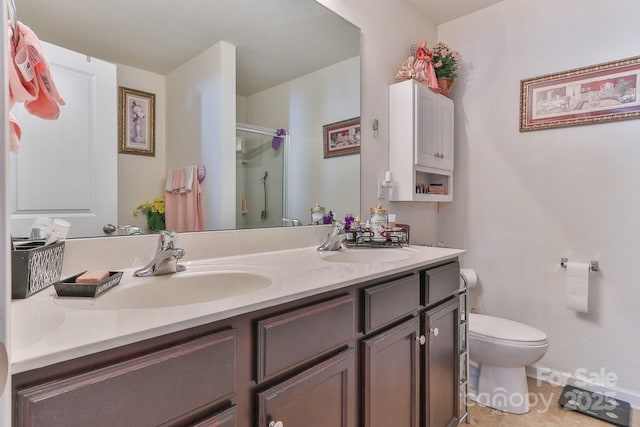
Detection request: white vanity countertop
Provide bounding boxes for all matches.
[11,244,464,374]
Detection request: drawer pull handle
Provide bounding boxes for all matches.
[269,421,284,427]
[416,334,426,345]
[430,327,440,337]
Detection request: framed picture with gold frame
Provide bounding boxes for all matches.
[323,117,361,158]
[118,86,156,156]
[520,56,640,131]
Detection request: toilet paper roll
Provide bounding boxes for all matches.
[565,262,589,313]
[460,268,478,289]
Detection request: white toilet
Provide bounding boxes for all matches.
[468,313,549,414]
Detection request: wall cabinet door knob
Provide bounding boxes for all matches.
[430,327,439,336]
[416,334,426,345]
[269,421,284,427]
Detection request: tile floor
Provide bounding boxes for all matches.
[465,378,639,426]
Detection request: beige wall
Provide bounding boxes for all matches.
[439,0,640,405]
[118,1,443,241]
[117,65,167,232]
[316,0,441,245]
[166,41,237,230]
[243,56,361,226]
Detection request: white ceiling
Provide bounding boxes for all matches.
[17,0,360,96]
[16,0,501,96]
[409,0,503,24]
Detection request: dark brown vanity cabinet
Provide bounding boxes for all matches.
[257,349,355,427]
[255,295,356,427]
[363,316,421,427]
[423,261,461,427]
[424,297,460,427]
[361,261,460,427]
[12,259,460,427]
[192,405,237,427]
[14,329,237,427]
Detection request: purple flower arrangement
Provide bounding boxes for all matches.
[344,213,354,231]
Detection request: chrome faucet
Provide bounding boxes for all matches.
[134,230,186,277]
[317,221,347,251]
[281,217,303,226]
[103,224,143,235]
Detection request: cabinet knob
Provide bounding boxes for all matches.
[269,422,284,427]
[416,334,426,345]
[430,327,440,337]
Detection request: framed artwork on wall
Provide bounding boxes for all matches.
[323,117,361,158]
[118,86,156,156]
[520,56,640,131]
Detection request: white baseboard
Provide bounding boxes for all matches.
[526,364,640,410]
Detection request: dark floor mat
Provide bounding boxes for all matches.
[558,384,630,426]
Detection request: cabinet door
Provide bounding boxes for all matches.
[257,349,355,427]
[424,297,459,427]
[362,317,420,427]
[415,84,439,169]
[437,98,455,171]
[192,405,237,427]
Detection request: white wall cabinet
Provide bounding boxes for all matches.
[389,79,454,202]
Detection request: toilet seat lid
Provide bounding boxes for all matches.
[469,313,547,343]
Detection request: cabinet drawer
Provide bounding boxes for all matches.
[362,274,420,333]
[257,294,354,382]
[15,329,236,427]
[425,261,460,305]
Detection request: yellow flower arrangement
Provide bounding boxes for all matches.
[133,197,166,231]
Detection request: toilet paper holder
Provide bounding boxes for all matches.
[560,258,599,272]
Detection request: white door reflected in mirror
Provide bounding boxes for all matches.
[10,41,117,238]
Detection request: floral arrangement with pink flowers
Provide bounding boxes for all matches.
[431,42,460,79]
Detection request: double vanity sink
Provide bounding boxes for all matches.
[55,247,422,310]
[11,231,466,426]
[12,242,458,373]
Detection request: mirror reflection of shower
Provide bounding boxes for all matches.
[260,171,268,220]
[236,124,287,229]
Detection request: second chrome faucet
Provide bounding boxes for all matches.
[317,221,347,251]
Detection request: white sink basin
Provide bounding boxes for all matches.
[54,265,273,310]
[321,247,420,263]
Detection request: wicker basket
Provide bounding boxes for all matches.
[12,241,65,299]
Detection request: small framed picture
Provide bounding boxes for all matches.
[323,117,361,158]
[118,86,155,156]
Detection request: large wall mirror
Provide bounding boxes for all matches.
[10,0,360,238]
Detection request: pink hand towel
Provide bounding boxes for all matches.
[165,166,203,232]
[7,21,65,152]
[172,167,186,192]
[15,22,66,119]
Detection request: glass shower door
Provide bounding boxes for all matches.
[236,126,284,229]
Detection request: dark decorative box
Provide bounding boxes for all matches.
[54,271,123,298]
[12,241,65,299]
